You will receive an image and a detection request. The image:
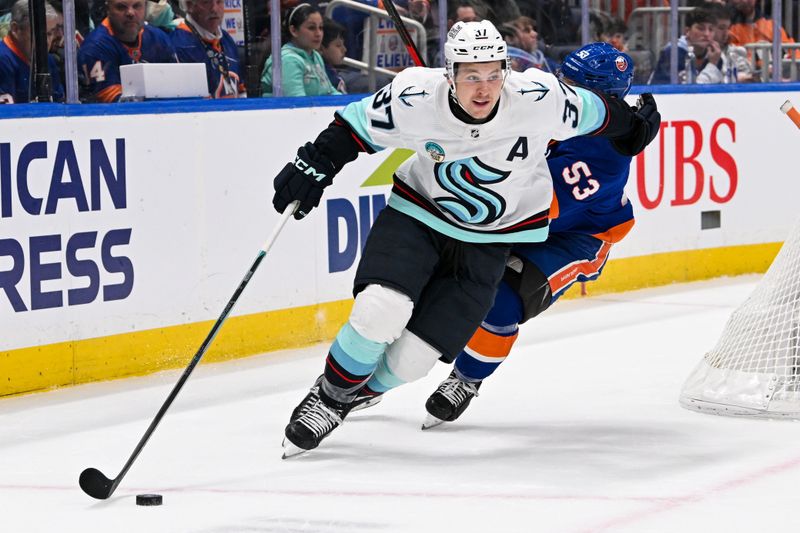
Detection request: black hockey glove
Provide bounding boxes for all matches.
[273,142,336,220]
[611,93,661,156]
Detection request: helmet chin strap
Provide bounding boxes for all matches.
[447,78,472,116]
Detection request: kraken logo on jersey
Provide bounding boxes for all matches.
[434,157,509,225]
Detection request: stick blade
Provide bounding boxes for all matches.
[79,467,114,500]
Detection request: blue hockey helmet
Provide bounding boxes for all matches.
[559,42,634,99]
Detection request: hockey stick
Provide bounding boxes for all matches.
[79,201,298,500]
[383,0,426,67]
[781,100,800,128]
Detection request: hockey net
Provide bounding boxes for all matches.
[679,218,800,419]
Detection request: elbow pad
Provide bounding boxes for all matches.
[313,116,370,171]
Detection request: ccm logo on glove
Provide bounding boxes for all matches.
[294,155,328,182]
[273,142,337,220]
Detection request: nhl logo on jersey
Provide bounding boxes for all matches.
[615,56,628,72]
[470,129,480,138]
[425,141,446,162]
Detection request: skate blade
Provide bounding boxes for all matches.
[421,414,445,430]
[349,395,383,413]
[281,438,309,459]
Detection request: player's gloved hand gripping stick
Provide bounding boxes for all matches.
[273,143,337,220]
[79,200,299,500]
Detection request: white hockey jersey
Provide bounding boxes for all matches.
[338,66,608,243]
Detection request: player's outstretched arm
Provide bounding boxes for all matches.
[272,119,366,220]
[594,92,661,156]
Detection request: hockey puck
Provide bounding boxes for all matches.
[136,494,163,506]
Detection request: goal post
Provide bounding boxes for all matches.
[679,217,800,419]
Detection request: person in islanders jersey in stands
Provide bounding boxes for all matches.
[171,0,246,98]
[78,0,177,103]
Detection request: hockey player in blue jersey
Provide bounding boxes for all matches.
[418,42,657,429]
[274,23,660,457]
[78,0,177,102]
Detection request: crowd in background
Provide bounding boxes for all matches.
[0,0,797,103]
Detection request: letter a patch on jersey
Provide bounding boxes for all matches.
[506,137,529,161]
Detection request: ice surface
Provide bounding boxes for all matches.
[3,276,800,533]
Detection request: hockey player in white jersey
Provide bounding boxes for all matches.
[273,20,659,458]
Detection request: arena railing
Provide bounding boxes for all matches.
[323,0,428,93]
[744,42,800,82]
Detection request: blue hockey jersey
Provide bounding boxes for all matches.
[171,22,244,98]
[0,35,64,103]
[547,136,634,243]
[78,19,177,102]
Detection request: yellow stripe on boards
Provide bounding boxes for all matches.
[1,300,352,398]
[0,242,783,398]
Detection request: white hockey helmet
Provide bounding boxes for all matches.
[444,20,509,82]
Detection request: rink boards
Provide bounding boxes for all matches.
[0,85,797,396]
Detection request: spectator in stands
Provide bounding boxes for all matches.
[600,16,628,52]
[649,7,721,84]
[729,0,796,56]
[324,17,392,93]
[172,0,245,98]
[498,23,547,73]
[709,2,754,82]
[261,3,341,96]
[509,15,536,53]
[46,0,64,52]
[510,15,556,72]
[41,0,65,90]
[0,0,64,102]
[497,24,529,72]
[449,1,488,26]
[321,17,347,94]
[329,0,377,62]
[78,0,177,102]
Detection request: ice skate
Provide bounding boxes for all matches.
[422,370,481,430]
[282,397,345,459]
[289,375,323,423]
[281,437,307,459]
[348,389,384,413]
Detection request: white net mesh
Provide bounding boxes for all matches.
[680,217,800,419]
